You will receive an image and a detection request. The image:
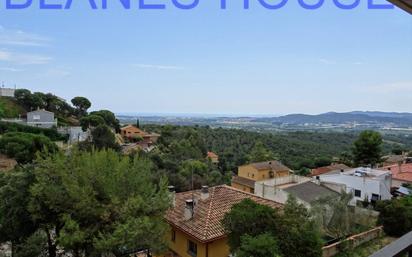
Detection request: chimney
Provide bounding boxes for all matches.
[184,199,194,220]
[201,186,209,201]
[168,186,176,207]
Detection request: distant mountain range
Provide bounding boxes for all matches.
[252,111,412,126]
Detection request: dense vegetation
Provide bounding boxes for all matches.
[0,97,26,118]
[144,125,412,172]
[0,132,58,164]
[0,121,67,141]
[222,197,323,257]
[0,149,170,257]
[376,196,412,237]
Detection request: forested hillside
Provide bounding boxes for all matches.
[144,125,412,172]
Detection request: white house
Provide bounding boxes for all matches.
[26,109,57,128]
[319,167,392,206]
[0,87,15,97]
[254,175,340,208]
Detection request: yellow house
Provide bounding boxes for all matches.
[231,160,292,193]
[159,185,282,257]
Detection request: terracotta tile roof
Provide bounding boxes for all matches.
[165,185,282,243]
[207,151,219,158]
[243,160,291,171]
[231,175,255,188]
[381,163,412,183]
[310,164,350,177]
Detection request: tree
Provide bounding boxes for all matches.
[0,132,57,164]
[0,166,39,256]
[376,196,412,237]
[28,149,171,256]
[312,192,354,240]
[279,196,323,257]
[247,141,278,163]
[222,197,322,257]
[14,89,33,110]
[352,130,383,167]
[79,115,105,131]
[71,97,91,116]
[222,199,280,252]
[90,110,120,132]
[90,124,119,150]
[236,233,281,257]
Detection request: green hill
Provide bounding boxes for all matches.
[0,97,26,118]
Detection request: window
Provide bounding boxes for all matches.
[171,230,176,242]
[188,240,197,257]
[371,194,380,201]
[354,189,361,197]
[188,240,197,256]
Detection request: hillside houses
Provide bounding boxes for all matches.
[231,160,292,193]
[318,167,392,205]
[162,185,282,257]
[255,175,340,208]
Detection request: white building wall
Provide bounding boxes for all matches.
[319,173,391,205]
[0,88,15,97]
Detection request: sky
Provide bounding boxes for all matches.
[0,0,411,116]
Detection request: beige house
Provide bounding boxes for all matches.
[231,160,292,193]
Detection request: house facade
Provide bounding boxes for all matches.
[26,109,57,128]
[120,125,160,143]
[318,167,392,206]
[0,87,15,97]
[231,160,291,193]
[161,185,282,257]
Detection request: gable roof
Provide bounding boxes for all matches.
[311,164,350,177]
[165,185,282,243]
[244,160,291,172]
[284,181,339,204]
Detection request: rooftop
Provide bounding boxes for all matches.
[243,160,291,172]
[284,181,340,204]
[165,185,282,243]
[380,163,412,183]
[207,151,219,158]
[231,175,256,188]
[311,163,350,177]
[341,167,391,178]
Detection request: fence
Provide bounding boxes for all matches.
[322,227,384,257]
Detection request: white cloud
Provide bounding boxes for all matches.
[133,63,185,70]
[0,27,50,47]
[0,67,23,72]
[319,58,336,65]
[0,50,52,65]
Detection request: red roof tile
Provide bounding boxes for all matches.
[165,185,282,243]
[311,164,350,177]
[381,163,412,183]
[207,152,219,158]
